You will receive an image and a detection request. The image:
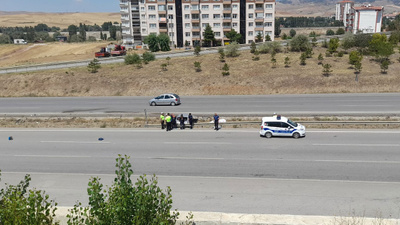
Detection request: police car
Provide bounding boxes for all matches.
[260,115,306,139]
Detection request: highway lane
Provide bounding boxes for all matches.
[1,128,400,218]
[1,93,400,116]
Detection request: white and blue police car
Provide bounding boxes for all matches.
[260,115,306,139]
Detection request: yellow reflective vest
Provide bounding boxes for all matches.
[165,115,172,123]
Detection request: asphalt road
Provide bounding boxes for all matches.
[1,93,400,117]
[1,128,400,218]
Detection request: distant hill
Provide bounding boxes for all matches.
[0,12,121,29]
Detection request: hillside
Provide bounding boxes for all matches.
[0,46,399,97]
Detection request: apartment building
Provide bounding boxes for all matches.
[120,0,275,48]
[335,1,383,34]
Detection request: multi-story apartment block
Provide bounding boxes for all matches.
[335,0,354,31]
[120,0,275,48]
[335,1,383,34]
[352,4,383,34]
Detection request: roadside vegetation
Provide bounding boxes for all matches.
[0,155,194,225]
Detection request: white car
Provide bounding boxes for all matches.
[149,93,181,106]
[260,115,306,139]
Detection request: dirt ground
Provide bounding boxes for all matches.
[0,45,399,97]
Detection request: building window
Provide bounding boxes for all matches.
[213,23,221,28]
[249,22,253,27]
[256,13,263,19]
[266,4,273,9]
[232,4,238,9]
[265,22,272,27]
[169,23,174,28]
[184,5,190,10]
[213,5,220,9]
[169,32,174,37]
[150,23,157,28]
[248,4,254,9]
[168,5,173,10]
[215,32,221,37]
[185,14,190,19]
[192,4,199,10]
[248,13,253,19]
[202,23,209,28]
[141,14,146,19]
[142,28,147,33]
[149,14,157,20]
[202,14,209,19]
[185,23,191,28]
[158,5,166,11]
[248,31,253,36]
[185,32,191,37]
[232,14,237,19]
[148,5,156,11]
[140,7,145,11]
[233,22,238,27]
[265,13,273,18]
[168,14,174,19]
[213,14,220,19]
[192,14,200,19]
[201,5,209,10]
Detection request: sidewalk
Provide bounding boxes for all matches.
[55,208,400,225]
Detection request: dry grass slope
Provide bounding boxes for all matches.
[0,46,399,97]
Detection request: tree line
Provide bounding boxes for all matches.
[0,21,121,44]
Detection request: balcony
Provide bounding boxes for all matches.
[255,7,263,12]
[223,7,232,13]
[255,26,264,31]
[223,17,232,22]
[120,1,129,6]
[192,26,200,31]
[255,17,264,22]
[191,17,200,22]
[192,35,201,40]
[223,26,232,31]
[159,27,168,32]
[159,18,168,23]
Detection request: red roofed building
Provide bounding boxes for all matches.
[352,4,384,34]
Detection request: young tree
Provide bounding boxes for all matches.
[225,41,240,57]
[226,29,242,43]
[311,36,318,47]
[218,47,225,62]
[68,24,78,37]
[322,63,332,77]
[166,56,171,65]
[300,52,307,65]
[354,61,362,81]
[305,47,313,58]
[222,63,230,76]
[142,51,156,64]
[290,34,311,52]
[158,33,170,51]
[328,38,340,54]
[349,50,363,67]
[144,33,160,52]
[284,56,291,67]
[194,61,201,72]
[194,45,201,56]
[271,52,277,68]
[79,23,86,42]
[380,59,389,74]
[265,34,272,41]
[274,18,281,37]
[326,29,335,36]
[256,33,263,43]
[282,33,288,40]
[250,41,256,53]
[87,58,101,73]
[125,53,142,65]
[203,24,215,47]
[161,63,168,71]
[318,53,324,64]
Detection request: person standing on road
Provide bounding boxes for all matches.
[188,113,194,129]
[179,114,185,129]
[160,112,165,129]
[213,113,219,131]
[172,113,177,129]
[165,113,172,131]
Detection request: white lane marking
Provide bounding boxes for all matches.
[14,155,92,158]
[2,171,400,185]
[40,141,110,144]
[164,142,231,145]
[152,157,224,160]
[313,143,400,147]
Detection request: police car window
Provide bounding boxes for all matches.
[287,119,298,127]
[282,123,291,128]
[267,122,280,127]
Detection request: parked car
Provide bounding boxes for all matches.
[260,115,306,139]
[149,93,181,106]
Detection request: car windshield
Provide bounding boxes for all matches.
[287,119,298,127]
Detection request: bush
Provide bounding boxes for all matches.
[289,29,296,37]
[125,53,142,65]
[67,155,183,225]
[88,36,97,42]
[0,170,58,224]
[142,51,156,63]
[225,41,240,57]
[194,61,201,72]
[0,34,12,44]
[326,29,335,36]
[290,34,311,52]
[222,63,230,76]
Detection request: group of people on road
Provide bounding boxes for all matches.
[160,112,194,131]
[160,112,221,131]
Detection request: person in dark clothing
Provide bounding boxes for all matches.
[179,114,185,129]
[188,113,194,129]
[213,113,219,131]
[171,113,177,129]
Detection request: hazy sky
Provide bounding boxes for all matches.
[2,0,120,13]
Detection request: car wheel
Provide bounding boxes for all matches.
[170,102,176,106]
[292,132,300,139]
[265,132,272,138]
[150,102,156,106]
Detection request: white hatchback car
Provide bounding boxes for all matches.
[260,115,306,139]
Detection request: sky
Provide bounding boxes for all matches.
[1,0,121,13]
